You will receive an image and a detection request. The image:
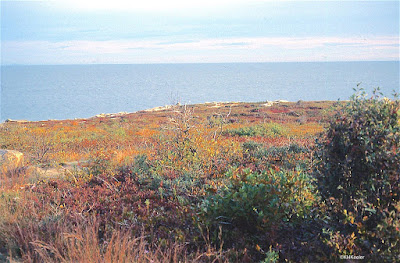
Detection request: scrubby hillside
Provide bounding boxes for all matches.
[0,95,398,262]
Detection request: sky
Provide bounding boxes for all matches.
[1,0,399,64]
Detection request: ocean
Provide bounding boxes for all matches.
[1,61,399,122]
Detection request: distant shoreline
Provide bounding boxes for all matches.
[2,99,340,124]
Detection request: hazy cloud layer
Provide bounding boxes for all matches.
[3,36,398,64]
[1,1,399,64]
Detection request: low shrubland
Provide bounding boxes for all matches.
[0,95,398,262]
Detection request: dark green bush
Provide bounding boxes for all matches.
[201,168,316,247]
[315,88,400,260]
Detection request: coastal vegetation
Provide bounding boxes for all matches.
[0,90,399,262]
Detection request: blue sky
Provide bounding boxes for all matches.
[1,0,399,64]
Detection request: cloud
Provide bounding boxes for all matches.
[2,36,399,64]
[35,0,393,12]
[53,0,251,12]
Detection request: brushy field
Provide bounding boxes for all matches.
[0,90,399,262]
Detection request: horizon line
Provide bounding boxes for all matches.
[2,59,399,67]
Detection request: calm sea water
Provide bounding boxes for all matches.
[1,61,399,121]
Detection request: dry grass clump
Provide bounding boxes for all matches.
[30,219,229,263]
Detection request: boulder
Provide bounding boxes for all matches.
[262,101,274,107]
[0,149,24,172]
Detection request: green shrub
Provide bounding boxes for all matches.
[121,154,152,177]
[241,141,311,171]
[315,88,400,260]
[225,123,287,137]
[242,140,262,152]
[254,144,309,159]
[201,168,316,246]
[260,247,279,263]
